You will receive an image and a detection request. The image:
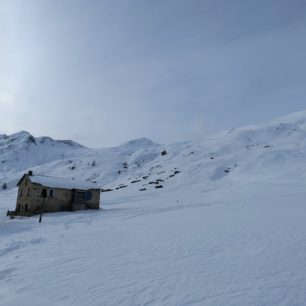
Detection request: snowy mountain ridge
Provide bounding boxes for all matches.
[1,109,306,191]
[1,110,306,306]
[0,131,86,177]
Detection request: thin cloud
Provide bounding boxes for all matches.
[1,0,306,147]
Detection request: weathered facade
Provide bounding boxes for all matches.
[15,172,100,216]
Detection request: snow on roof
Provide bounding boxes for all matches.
[28,175,99,190]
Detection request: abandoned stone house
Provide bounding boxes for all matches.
[15,171,100,216]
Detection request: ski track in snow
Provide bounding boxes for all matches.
[1,111,306,305]
[0,183,306,306]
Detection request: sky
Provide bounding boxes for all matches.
[1,0,306,148]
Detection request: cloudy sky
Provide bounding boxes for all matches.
[1,0,306,147]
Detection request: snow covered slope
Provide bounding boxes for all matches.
[1,110,306,305]
[2,110,306,193]
[0,170,305,305]
[0,131,87,188]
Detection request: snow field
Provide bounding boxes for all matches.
[2,111,306,305]
[1,181,306,306]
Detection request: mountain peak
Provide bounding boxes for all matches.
[118,137,160,149]
[0,131,36,146]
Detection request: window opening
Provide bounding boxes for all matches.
[84,191,92,201]
[41,188,47,198]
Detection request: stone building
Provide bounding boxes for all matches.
[15,171,100,216]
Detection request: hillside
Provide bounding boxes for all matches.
[1,111,306,305]
[2,110,306,192]
[0,131,87,187]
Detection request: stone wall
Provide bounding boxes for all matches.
[15,174,100,216]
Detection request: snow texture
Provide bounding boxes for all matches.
[28,174,99,190]
[1,110,306,305]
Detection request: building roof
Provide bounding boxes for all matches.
[19,174,100,190]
